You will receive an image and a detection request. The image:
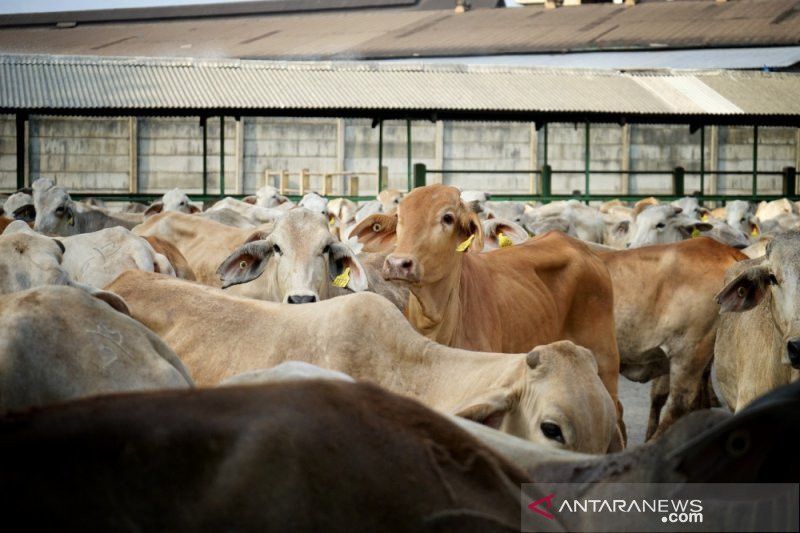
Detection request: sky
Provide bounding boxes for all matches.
[0,0,257,14]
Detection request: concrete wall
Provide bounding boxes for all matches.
[1,114,797,198]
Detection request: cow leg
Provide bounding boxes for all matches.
[651,332,715,439]
[645,375,669,441]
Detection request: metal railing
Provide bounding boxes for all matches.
[412,163,798,204]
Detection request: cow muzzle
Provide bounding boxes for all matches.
[285,292,318,304]
[382,254,420,283]
[787,338,800,370]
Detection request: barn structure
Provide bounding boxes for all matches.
[0,0,799,202]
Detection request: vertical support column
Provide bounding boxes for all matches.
[795,128,800,173]
[782,166,796,198]
[219,116,225,197]
[529,123,538,194]
[751,125,759,199]
[235,117,244,195]
[15,113,26,190]
[23,117,30,187]
[406,119,412,191]
[377,119,384,191]
[434,121,444,185]
[673,166,685,197]
[584,122,590,201]
[709,125,719,199]
[128,117,138,194]
[543,123,549,168]
[620,123,631,196]
[699,125,705,200]
[201,117,208,196]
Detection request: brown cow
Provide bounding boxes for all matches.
[0,380,538,531]
[380,184,623,433]
[142,235,197,281]
[589,238,747,438]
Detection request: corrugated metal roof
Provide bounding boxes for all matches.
[382,46,800,70]
[1,54,799,122]
[0,0,797,60]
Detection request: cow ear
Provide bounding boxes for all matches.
[454,390,512,430]
[243,196,257,205]
[687,221,713,233]
[144,201,164,217]
[458,208,484,253]
[482,218,527,249]
[348,213,397,253]
[188,204,201,214]
[615,220,631,235]
[12,204,36,222]
[328,242,368,292]
[715,263,774,313]
[243,228,273,244]
[217,240,274,288]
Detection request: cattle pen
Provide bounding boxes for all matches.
[1,53,799,205]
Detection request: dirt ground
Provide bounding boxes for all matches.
[618,376,651,446]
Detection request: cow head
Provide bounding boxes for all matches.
[481,218,528,250]
[255,185,291,209]
[628,205,712,248]
[32,178,79,236]
[716,232,800,370]
[217,208,367,304]
[383,184,483,285]
[348,213,398,253]
[725,200,758,237]
[377,189,404,212]
[454,341,620,454]
[0,221,129,314]
[144,188,199,217]
[3,191,35,223]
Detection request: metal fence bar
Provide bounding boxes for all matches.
[753,125,759,199]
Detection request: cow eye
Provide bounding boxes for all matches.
[656,222,665,229]
[740,218,746,223]
[273,244,282,255]
[540,422,565,444]
[322,245,330,255]
[55,206,65,216]
[442,213,455,225]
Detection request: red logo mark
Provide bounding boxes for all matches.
[528,493,556,520]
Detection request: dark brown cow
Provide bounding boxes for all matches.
[0,380,538,532]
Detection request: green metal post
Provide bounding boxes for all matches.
[219,116,225,197]
[201,117,208,196]
[413,163,427,189]
[378,120,384,191]
[699,126,705,201]
[584,122,590,202]
[752,125,759,199]
[406,119,412,191]
[541,164,552,199]
[783,166,796,198]
[673,166,685,197]
[543,123,549,168]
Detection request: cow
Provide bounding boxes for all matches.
[220,361,357,386]
[3,222,176,289]
[524,200,605,243]
[627,205,716,248]
[0,285,192,412]
[250,185,292,209]
[327,197,359,240]
[143,235,197,281]
[205,196,284,225]
[714,232,800,411]
[298,192,328,216]
[348,212,398,253]
[379,184,623,434]
[107,271,622,453]
[0,380,534,531]
[589,238,747,438]
[377,189,404,212]
[481,218,528,250]
[198,207,257,228]
[144,188,199,216]
[32,178,137,236]
[217,208,368,303]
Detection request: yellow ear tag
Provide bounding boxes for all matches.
[455,234,475,253]
[332,266,351,288]
[498,232,513,248]
[751,227,760,237]
[329,216,335,227]
[701,214,709,222]
[691,228,701,238]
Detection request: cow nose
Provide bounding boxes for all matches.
[787,339,800,369]
[287,294,317,304]
[383,254,419,282]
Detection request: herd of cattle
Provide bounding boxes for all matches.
[0,178,798,529]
